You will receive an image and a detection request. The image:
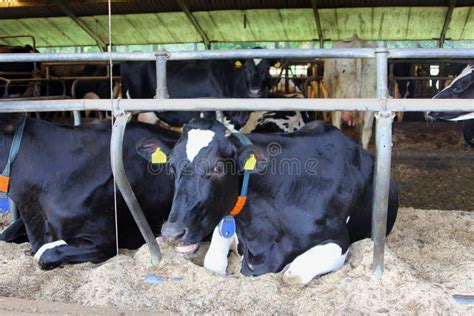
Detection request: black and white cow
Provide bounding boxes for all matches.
[121,58,314,134]
[143,118,398,285]
[428,65,474,146]
[0,113,177,269]
[121,58,273,129]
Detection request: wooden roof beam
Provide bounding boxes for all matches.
[52,0,107,52]
[310,0,324,48]
[177,0,211,49]
[439,0,456,47]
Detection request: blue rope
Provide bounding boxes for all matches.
[2,118,26,178]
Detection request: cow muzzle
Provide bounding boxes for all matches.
[161,222,200,254]
[248,89,261,98]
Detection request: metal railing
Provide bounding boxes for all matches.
[1,48,473,275]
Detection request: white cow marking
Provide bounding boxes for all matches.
[34,240,68,262]
[448,112,474,121]
[253,58,262,65]
[204,225,238,274]
[346,216,351,224]
[282,242,348,285]
[186,129,215,162]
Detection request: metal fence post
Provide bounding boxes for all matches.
[155,52,169,100]
[372,48,394,277]
[110,111,162,265]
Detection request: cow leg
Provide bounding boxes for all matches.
[34,238,114,270]
[331,111,341,129]
[0,218,28,243]
[282,242,348,285]
[361,111,374,150]
[204,225,238,274]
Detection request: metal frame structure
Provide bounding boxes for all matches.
[0,48,473,275]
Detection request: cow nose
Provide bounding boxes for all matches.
[161,222,186,240]
[249,89,261,98]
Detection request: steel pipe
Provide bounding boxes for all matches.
[110,112,162,265]
[0,49,375,63]
[0,98,473,113]
[390,48,474,59]
[372,48,393,277]
[371,111,394,277]
[155,53,169,99]
[0,48,473,63]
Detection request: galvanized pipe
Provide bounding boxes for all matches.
[155,53,169,99]
[0,49,374,63]
[0,48,472,63]
[372,48,393,277]
[0,98,472,113]
[389,48,474,59]
[73,111,81,126]
[110,112,162,265]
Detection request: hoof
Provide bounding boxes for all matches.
[282,269,308,286]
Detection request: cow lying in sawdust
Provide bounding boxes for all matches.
[140,118,399,285]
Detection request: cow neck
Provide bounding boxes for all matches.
[228,132,253,216]
[0,117,26,213]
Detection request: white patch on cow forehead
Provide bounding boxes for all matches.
[186,129,215,162]
[253,58,262,65]
[34,240,68,262]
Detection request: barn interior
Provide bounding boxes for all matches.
[0,0,473,314]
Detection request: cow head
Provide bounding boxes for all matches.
[157,118,266,253]
[241,58,273,98]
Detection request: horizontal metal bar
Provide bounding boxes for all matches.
[0,49,375,63]
[393,76,452,80]
[0,98,472,113]
[389,48,474,59]
[0,48,472,63]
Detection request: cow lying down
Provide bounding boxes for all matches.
[145,118,398,285]
[0,114,176,269]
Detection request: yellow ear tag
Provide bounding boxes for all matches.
[274,61,281,68]
[234,61,242,68]
[243,154,257,171]
[151,147,167,164]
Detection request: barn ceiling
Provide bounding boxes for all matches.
[0,1,472,48]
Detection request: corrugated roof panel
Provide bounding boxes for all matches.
[446,7,474,40]
[320,7,448,41]
[0,7,473,47]
[195,9,317,42]
[81,13,202,45]
[0,17,96,47]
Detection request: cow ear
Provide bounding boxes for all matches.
[136,137,169,164]
[0,113,26,134]
[237,145,268,174]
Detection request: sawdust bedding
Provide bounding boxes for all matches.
[0,207,472,314]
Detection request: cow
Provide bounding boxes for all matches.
[323,36,377,149]
[0,113,177,269]
[121,58,274,129]
[146,118,398,285]
[0,44,39,98]
[427,64,474,147]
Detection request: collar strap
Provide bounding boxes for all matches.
[157,119,183,133]
[228,132,253,216]
[1,117,26,193]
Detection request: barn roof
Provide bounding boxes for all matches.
[0,0,472,48]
